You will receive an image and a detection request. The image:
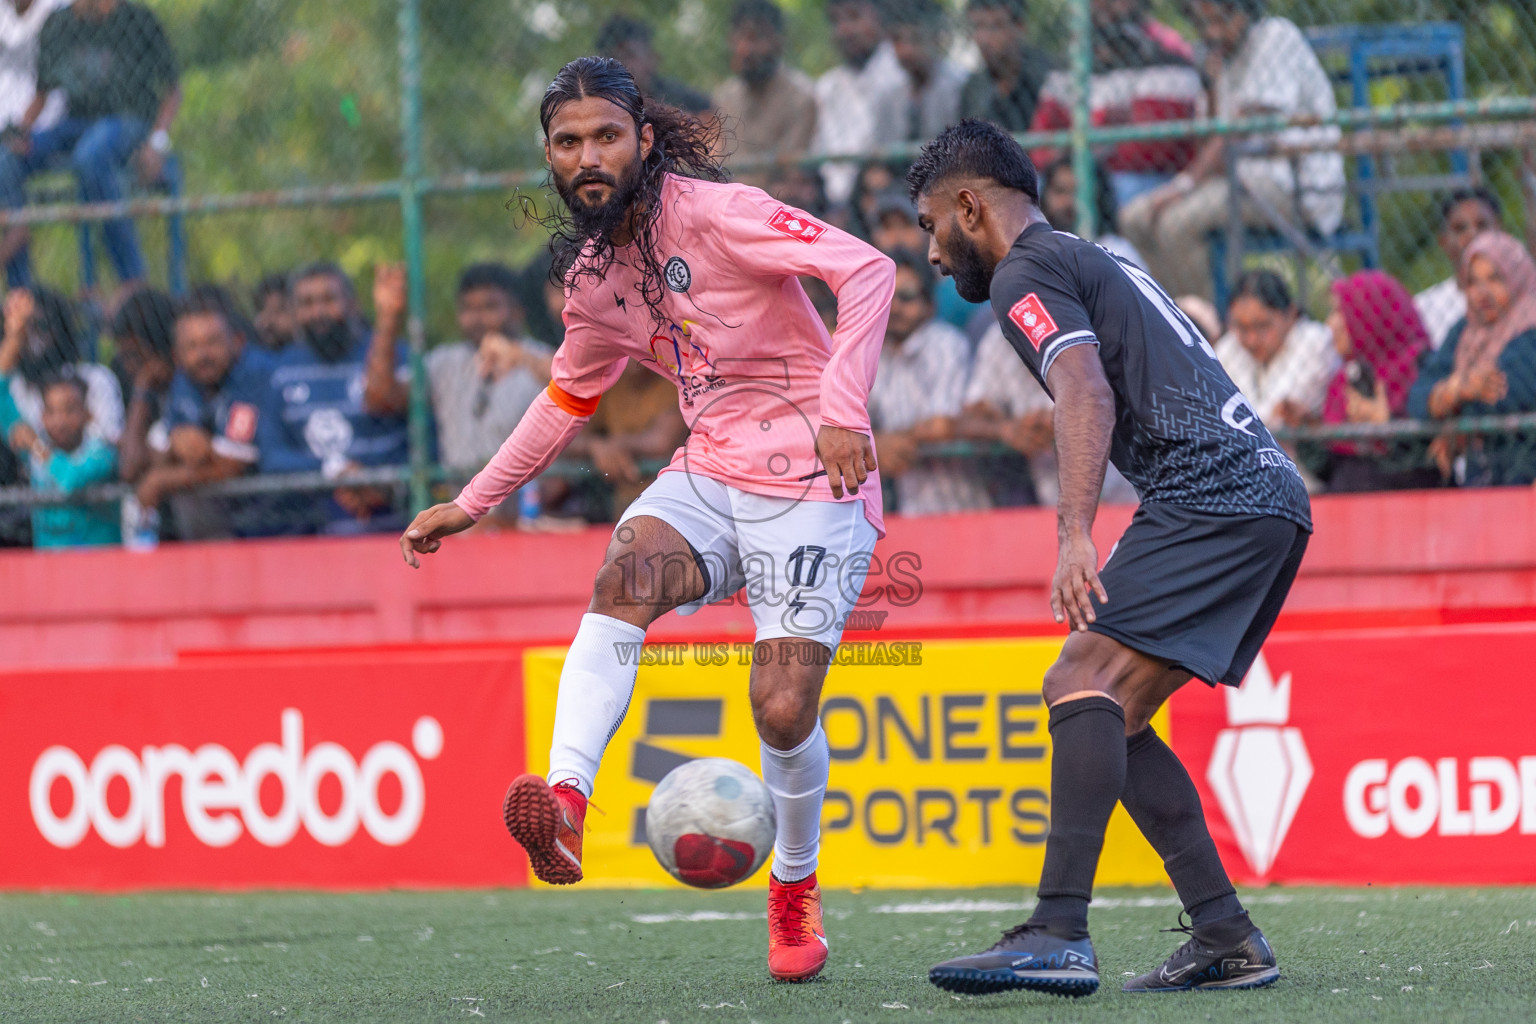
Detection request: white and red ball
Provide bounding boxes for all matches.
[645,758,776,888]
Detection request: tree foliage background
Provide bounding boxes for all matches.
[24,0,1536,333]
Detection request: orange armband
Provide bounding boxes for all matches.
[546,381,600,417]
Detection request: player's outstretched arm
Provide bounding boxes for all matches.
[399,502,475,568]
[397,385,599,567]
[1044,345,1115,631]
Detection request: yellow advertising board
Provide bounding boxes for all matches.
[523,638,1169,889]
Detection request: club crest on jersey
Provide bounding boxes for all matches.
[768,207,825,244]
[1009,293,1059,350]
[225,402,258,444]
[664,256,691,293]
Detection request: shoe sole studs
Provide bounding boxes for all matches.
[502,776,582,886]
[928,967,1099,998]
[769,963,827,983]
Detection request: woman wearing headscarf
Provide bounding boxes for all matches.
[1408,230,1536,485]
[1315,270,1439,491]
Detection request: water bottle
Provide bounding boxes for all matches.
[516,484,541,527]
[122,494,161,552]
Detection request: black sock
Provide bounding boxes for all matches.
[1121,726,1249,945]
[1026,695,1126,941]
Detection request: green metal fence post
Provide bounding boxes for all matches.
[1069,0,1096,239]
[398,0,431,514]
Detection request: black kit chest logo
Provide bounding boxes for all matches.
[664,256,691,293]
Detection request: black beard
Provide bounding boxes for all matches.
[302,318,356,362]
[740,54,778,88]
[255,328,292,352]
[944,229,997,304]
[1045,204,1076,233]
[553,154,644,244]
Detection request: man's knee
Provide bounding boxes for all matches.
[750,651,826,748]
[589,556,664,626]
[1041,651,1116,706]
[752,689,819,749]
[589,525,706,624]
[0,152,27,203]
[70,128,126,180]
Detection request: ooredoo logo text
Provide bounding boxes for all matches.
[29,709,443,850]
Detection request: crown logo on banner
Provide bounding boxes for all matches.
[1205,653,1312,876]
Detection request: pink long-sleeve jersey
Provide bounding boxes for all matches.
[455,174,895,536]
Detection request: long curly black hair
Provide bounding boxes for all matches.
[534,56,727,330]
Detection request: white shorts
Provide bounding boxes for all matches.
[615,471,879,652]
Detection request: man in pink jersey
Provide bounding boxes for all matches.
[398,57,894,983]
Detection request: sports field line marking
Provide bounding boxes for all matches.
[868,897,1179,914]
[867,892,1380,915]
[628,891,1392,925]
[631,911,768,924]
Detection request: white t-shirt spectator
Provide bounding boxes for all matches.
[869,317,990,515]
[0,0,69,130]
[965,322,1138,506]
[1213,316,1339,424]
[811,41,909,205]
[1217,16,1345,235]
[1413,276,1466,351]
[426,338,553,470]
[8,362,124,444]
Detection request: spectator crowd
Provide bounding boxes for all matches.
[1,0,1534,550]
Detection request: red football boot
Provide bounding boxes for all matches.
[502,774,586,885]
[768,872,828,981]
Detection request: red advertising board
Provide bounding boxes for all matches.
[9,622,1536,891]
[1172,623,1536,886]
[0,647,528,889]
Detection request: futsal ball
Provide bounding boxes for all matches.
[645,758,777,888]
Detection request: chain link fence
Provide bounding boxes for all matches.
[0,0,1534,547]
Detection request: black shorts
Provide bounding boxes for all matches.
[1087,503,1309,687]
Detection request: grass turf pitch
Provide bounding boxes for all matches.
[3,886,1535,1022]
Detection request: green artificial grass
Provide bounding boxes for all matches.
[3,886,1535,1022]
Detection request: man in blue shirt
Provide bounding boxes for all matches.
[263,261,412,534]
[133,288,276,538]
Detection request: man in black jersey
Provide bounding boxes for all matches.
[908,121,1310,997]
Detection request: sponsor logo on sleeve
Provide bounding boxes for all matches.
[1008,293,1059,350]
[225,402,258,444]
[768,207,826,244]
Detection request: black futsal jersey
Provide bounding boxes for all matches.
[990,223,1312,532]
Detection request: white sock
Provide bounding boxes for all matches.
[547,613,647,797]
[760,722,830,884]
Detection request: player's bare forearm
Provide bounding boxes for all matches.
[1045,346,1115,630]
[117,399,158,482]
[1048,347,1114,537]
[364,264,411,416]
[362,326,409,415]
